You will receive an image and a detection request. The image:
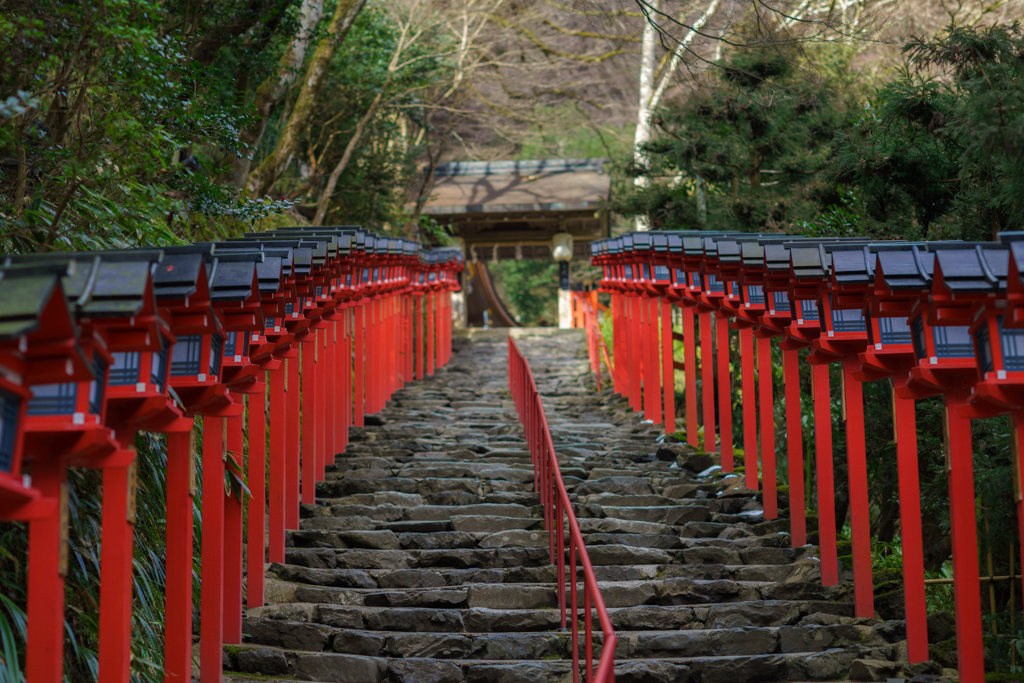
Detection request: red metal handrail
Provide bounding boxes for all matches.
[507,336,616,683]
[572,291,614,391]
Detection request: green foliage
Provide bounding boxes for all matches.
[488,260,560,326]
[617,46,852,232]
[0,0,298,251]
[825,23,1024,240]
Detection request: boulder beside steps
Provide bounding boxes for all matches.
[224,331,946,683]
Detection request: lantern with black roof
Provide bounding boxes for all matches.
[633,232,666,425]
[849,243,935,666]
[758,240,808,547]
[811,242,902,621]
[906,242,1008,683]
[731,237,784,511]
[785,242,842,589]
[989,232,1024,678]
[0,260,102,683]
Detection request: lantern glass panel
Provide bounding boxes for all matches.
[977,322,994,373]
[223,331,248,358]
[999,317,1024,371]
[209,335,222,376]
[878,317,913,345]
[706,274,725,292]
[27,383,77,415]
[654,265,670,281]
[772,290,789,311]
[831,305,866,332]
[151,347,167,393]
[933,326,973,358]
[285,302,294,316]
[623,265,633,280]
[88,355,106,415]
[674,268,685,284]
[0,388,20,473]
[799,299,819,321]
[170,335,203,376]
[109,351,141,385]
[746,284,765,305]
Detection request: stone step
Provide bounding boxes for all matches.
[264,571,830,610]
[224,646,887,683]
[250,599,855,636]
[240,623,886,661]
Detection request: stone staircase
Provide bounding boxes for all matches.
[224,330,939,683]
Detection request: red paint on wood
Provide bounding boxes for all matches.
[893,389,928,663]
[200,417,225,683]
[683,307,698,448]
[945,391,984,683]
[268,366,286,563]
[25,461,68,683]
[758,336,777,518]
[842,357,873,618]
[98,441,136,683]
[164,430,194,683]
[661,300,676,434]
[699,312,715,452]
[224,412,244,644]
[717,319,734,470]
[783,349,806,547]
[740,328,758,489]
[248,382,267,608]
[285,355,300,529]
[812,363,839,586]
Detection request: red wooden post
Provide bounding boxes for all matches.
[717,319,734,470]
[285,353,301,529]
[415,297,424,380]
[783,349,806,547]
[842,356,873,618]
[945,390,984,683]
[427,293,436,376]
[613,293,624,394]
[200,416,225,683]
[740,328,757,488]
[164,429,194,683]
[268,365,286,563]
[893,386,928,663]
[661,299,676,433]
[628,294,638,411]
[758,336,776,517]
[699,312,715,451]
[97,433,137,683]
[325,324,336,464]
[365,299,375,413]
[683,306,698,447]
[315,328,326,480]
[354,303,365,426]
[647,297,662,424]
[301,338,317,505]
[224,409,244,644]
[25,461,68,683]
[248,380,267,607]
[812,363,839,586]
[1015,414,1024,626]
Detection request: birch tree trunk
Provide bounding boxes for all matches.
[247,0,368,198]
[631,0,660,231]
[229,0,325,189]
[632,0,722,230]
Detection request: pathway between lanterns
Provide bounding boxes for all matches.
[222,330,933,683]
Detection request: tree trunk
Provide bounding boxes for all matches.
[228,0,326,190]
[311,90,384,226]
[631,0,660,231]
[695,172,707,225]
[247,0,368,198]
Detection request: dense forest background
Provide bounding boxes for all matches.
[3,0,1024,678]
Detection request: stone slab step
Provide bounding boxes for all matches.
[224,646,886,683]
[240,623,886,661]
[253,596,856,634]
